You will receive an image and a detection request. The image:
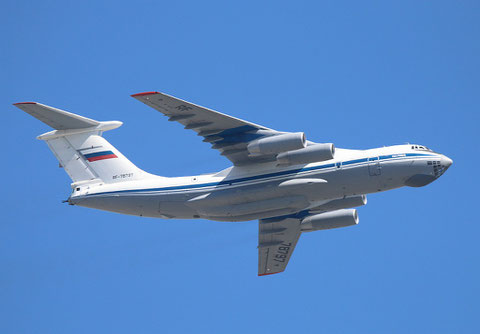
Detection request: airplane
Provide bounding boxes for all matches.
[14,91,453,276]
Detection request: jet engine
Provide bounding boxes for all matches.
[276,143,335,165]
[301,209,358,232]
[247,132,306,156]
[309,195,366,213]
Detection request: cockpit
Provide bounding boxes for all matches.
[411,144,433,152]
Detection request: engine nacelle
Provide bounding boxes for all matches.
[301,209,359,232]
[309,195,366,213]
[276,143,335,165]
[247,132,306,156]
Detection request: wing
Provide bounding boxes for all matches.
[131,91,283,166]
[258,216,302,276]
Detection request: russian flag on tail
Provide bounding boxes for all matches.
[83,150,118,162]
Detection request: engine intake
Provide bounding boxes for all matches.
[247,132,306,156]
[277,143,335,165]
[301,209,359,232]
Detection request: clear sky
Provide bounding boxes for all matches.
[2,1,479,333]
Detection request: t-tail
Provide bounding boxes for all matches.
[14,102,152,190]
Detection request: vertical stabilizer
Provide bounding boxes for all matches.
[14,102,150,184]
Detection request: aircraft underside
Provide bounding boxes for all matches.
[15,91,452,275]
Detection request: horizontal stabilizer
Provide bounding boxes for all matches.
[13,102,99,130]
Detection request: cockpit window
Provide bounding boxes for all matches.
[411,145,432,152]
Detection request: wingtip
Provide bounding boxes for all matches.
[13,102,37,106]
[131,91,159,97]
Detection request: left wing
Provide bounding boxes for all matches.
[131,91,288,166]
[258,216,302,276]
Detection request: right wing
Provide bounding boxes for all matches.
[258,216,302,276]
[131,91,293,166]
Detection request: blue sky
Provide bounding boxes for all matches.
[2,1,479,333]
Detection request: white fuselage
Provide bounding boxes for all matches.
[69,144,452,221]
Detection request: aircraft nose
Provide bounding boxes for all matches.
[442,155,453,169]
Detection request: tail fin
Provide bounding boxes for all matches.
[14,102,150,184]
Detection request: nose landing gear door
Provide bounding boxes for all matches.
[368,156,381,176]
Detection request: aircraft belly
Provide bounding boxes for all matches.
[199,195,309,217]
[187,176,331,221]
[189,177,328,205]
